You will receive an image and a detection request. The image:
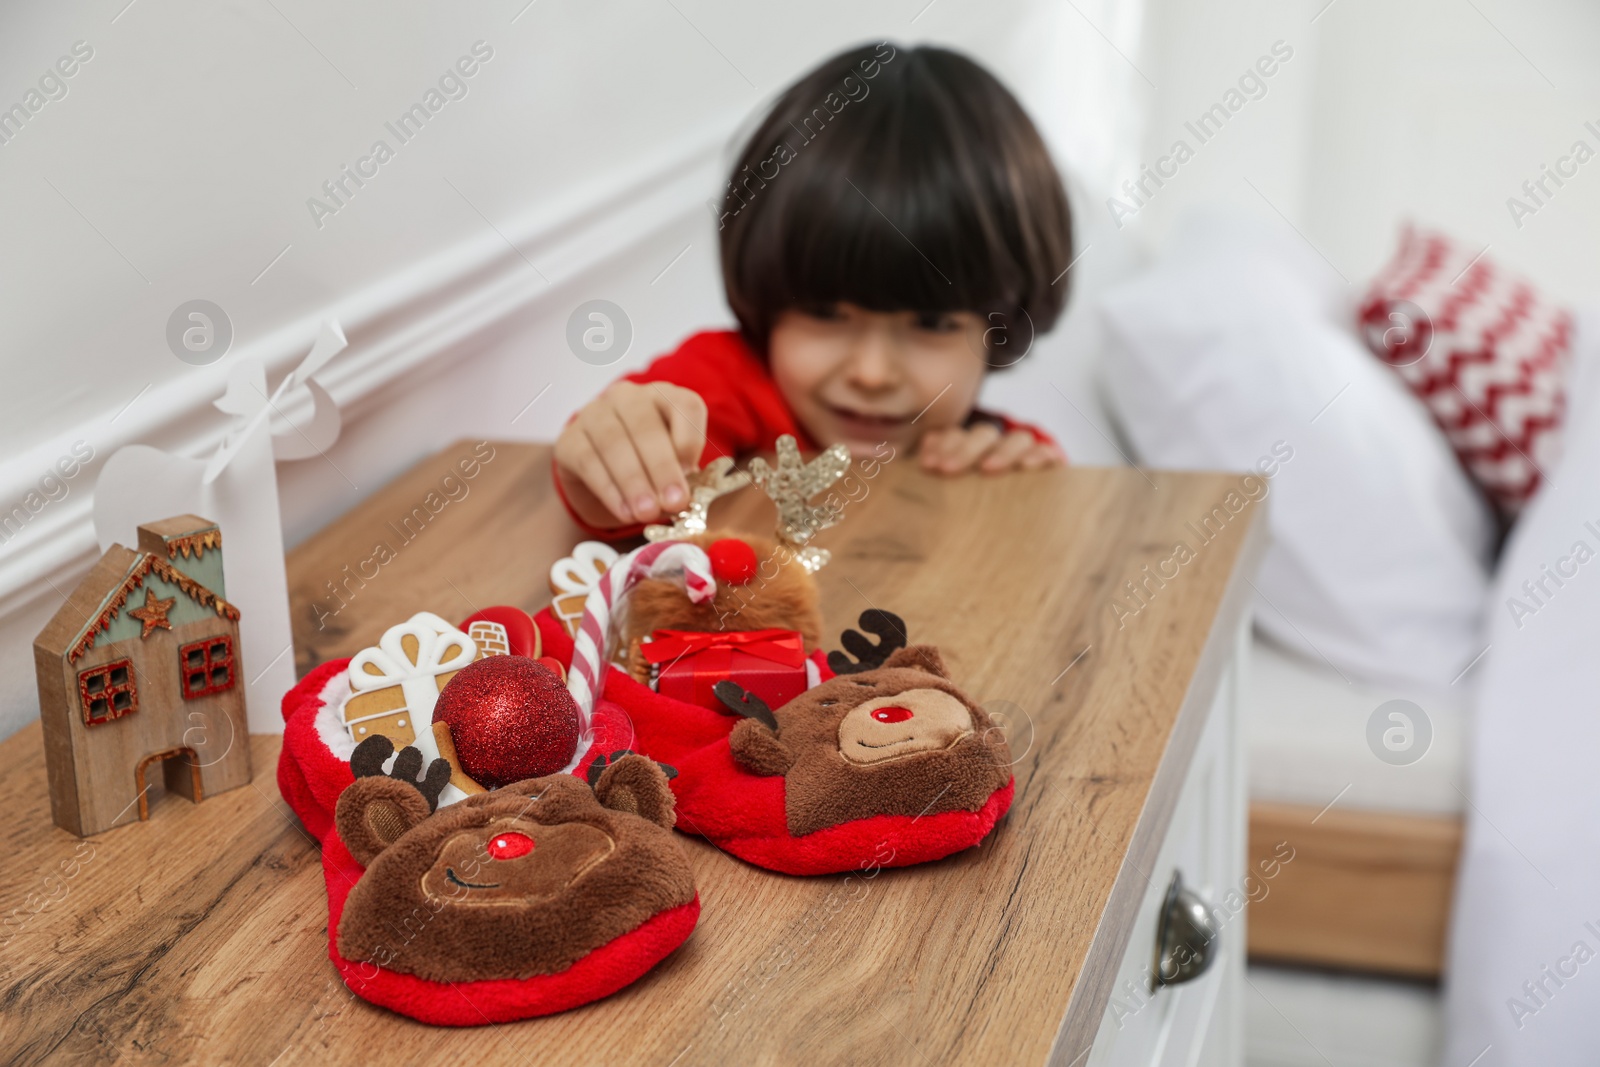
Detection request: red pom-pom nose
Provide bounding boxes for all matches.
[487,831,535,860]
[707,538,759,584]
[872,706,914,723]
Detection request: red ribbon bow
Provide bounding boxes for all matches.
[640,628,806,668]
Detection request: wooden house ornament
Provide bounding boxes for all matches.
[34,515,252,836]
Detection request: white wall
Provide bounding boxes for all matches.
[0,0,1148,741]
[1117,0,1600,304]
[1121,0,1320,250]
[1302,0,1600,302]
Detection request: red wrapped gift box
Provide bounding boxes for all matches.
[640,628,807,713]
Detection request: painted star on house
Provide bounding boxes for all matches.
[128,588,177,639]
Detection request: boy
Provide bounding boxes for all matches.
[555,43,1073,534]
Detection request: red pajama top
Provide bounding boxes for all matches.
[554,329,1056,537]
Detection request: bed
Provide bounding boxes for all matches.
[1242,637,1466,978]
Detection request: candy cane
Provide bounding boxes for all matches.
[563,541,714,767]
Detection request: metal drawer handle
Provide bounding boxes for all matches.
[1154,870,1218,987]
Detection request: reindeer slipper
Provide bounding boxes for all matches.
[323,737,698,1024]
[582,609,1016,876]
[279,552,721,1023]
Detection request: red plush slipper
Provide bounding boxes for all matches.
[322,738,698,1024]
[600,629,1014,876]
[278,547,721,1024]
[528,442,1013,874]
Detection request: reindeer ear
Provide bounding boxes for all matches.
[335,776,433,866]
[729,719,794,777]
[593,753,677,829]
[882,644,948,678]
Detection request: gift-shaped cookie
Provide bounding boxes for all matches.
[324,736,699,1024]
[549,541,619,636]
[342,611,476,758]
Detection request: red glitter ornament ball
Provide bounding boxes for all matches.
[433,656,580,788]
[707,537,759,585]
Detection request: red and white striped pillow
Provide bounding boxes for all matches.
[1358,226,1574,516]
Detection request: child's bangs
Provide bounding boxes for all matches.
[770,137,1019,321]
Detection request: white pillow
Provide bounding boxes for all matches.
[1098,211,1496,690]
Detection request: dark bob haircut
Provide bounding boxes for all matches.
[715,42,1073,364]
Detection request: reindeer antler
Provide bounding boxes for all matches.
[350,734,452,812]
[643,457,752,542]
[746,435,852,572]
[642,435,852,570]
[713,681,780,730]
[826,610,908,675]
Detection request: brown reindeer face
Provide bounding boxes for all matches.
[334,744,694,983]
[836,688,976,765]
[419,813,615,905]
[725,644,1012,837]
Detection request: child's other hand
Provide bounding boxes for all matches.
[554,381,708,529]
[918,423,1063,475]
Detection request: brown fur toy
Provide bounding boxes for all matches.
[333,738,694,983]
[721,644,1012,837]
[621,531,822,683]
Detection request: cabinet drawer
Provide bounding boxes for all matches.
[1088,624,1246,1067]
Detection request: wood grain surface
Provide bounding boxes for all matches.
[0,441,1263,1065]
[1247,802,1462,979]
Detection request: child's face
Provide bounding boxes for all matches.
[768,304,987,458]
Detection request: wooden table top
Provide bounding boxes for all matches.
[1,440,1263,1065]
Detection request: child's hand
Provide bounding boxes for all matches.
[554,381,708,529]
[918,423,1063,475]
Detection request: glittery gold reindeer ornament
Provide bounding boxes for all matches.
[642,457,752,541]
[744,436,852,574]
